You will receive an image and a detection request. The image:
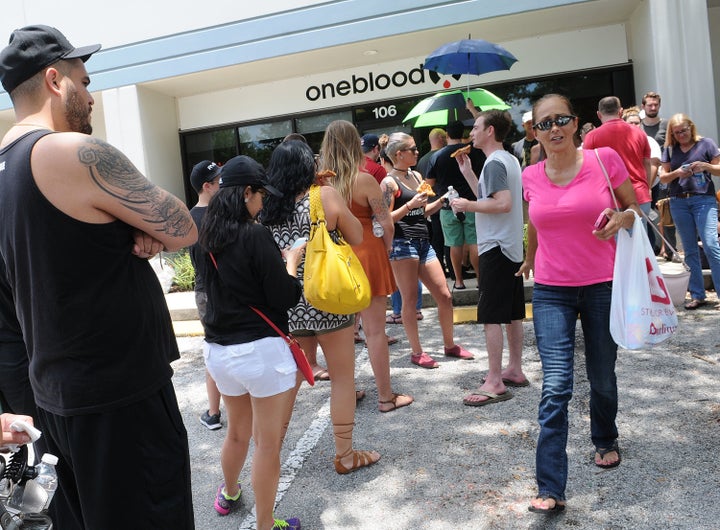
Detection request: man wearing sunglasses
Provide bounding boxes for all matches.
[583,96,651,221]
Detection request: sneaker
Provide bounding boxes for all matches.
[410,352,439,369]
[273,517,301,529]
[214,483,241,515]
[200,410,222,430]
[444,345,474,360]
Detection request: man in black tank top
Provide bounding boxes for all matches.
[0,26,197,529]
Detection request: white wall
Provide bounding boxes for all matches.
[710,6,720,141]
[101,86,183,196]
[178,24,630,130]
[137,88,184,198]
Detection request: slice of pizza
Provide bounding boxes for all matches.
[416,180,436,197]
[450,144,472,158]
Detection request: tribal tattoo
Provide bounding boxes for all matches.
[78,138,193,237]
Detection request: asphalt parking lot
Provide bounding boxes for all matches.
[171,299,720,530]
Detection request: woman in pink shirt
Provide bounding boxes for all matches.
[518,94,639,514]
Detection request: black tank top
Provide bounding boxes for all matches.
[0,130,177,415]
[392,172,429,240]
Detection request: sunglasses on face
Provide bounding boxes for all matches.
[533,115,576,131]
[402,146,419,152]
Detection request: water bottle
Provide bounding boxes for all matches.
[446,186,465,221]
[9,454,58,513]
[371,215,384,238]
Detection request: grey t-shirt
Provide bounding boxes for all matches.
[475,150,524,262]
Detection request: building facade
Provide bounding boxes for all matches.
[1,0,718,204]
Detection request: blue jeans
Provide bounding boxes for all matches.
[669,194,720,300]
[391,282,423,314]
[532,282,618,501]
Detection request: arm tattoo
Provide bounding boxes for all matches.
[368,197,389,221]
[78,138,193,237]
[381,184,394,209]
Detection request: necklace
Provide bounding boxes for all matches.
[392,167,410,176]
[14,122,52,129]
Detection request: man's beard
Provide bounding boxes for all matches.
[66,89,92,135]
[645,109,658,119]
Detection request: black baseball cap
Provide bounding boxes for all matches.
[0,25,101,93]
[219,156,282,197]
[189,160,221,193]
[361,134,379,153]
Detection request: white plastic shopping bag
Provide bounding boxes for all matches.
[609,211,678,349]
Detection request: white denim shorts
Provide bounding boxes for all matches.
[203,336,297,398]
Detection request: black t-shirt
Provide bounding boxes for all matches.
[427,143,486,200]
[642,118,667,147]
[202,223,302,345]
[189,205,208,292]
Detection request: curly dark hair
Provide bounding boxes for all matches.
[199,186,254,253]
[261,140,316,226]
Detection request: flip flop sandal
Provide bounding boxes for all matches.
[462,389,513,407]
[595,443,621,468]
[528,495,566,514]
[480,377,530,387]
[313,369,330,381]
[385,314,402,324]
[684,299,707,310]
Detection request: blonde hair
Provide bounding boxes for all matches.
[319,120,363,203]
[622,106,640,121]
[385,132,414,165]
[664,113,701,149]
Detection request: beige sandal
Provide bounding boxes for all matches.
[334,448,381,474]
[332,421,380,474]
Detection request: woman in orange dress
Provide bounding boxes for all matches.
[320,120,413,412]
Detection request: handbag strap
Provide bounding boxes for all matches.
[208,252,291,343]
[309,184,325,225]
[594,148,621,211]
[593,150,686,268]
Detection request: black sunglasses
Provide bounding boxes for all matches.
[533,115,576,131]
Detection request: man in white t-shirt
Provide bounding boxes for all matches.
[452,110,528,406]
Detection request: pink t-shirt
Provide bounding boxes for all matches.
[522,148,629,286]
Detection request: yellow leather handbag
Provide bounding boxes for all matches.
[303,184,371,314]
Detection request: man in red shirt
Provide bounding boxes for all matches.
[584,96,652,219]
[361,133,387,184]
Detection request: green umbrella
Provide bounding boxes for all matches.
[403,88,509,128]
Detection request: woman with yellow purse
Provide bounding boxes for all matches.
[319,120,414,413]
[263,140,381,475]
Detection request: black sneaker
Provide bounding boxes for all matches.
[200,410,222,430]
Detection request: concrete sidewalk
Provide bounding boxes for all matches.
[171,288,720,529]
[167,275,536,336]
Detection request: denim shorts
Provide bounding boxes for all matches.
[389,237,437,264]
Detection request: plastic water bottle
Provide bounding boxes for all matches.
[10,454,58,513]
[446,186,465,221]
[371,215,384,238]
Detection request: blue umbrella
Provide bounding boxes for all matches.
[424,37,517,91]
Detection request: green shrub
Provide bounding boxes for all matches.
[167,249,195,291]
